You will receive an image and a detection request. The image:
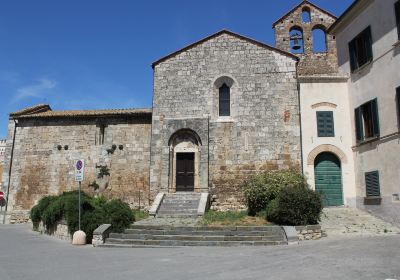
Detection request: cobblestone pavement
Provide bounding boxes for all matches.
[320,207,400,236]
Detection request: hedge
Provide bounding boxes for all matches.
[31,191,134,243]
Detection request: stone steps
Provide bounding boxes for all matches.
[120,230,282,236]
[103,239,285,247]
[108,234,284,242]
[156,193,202,217]
[100,225,287,247]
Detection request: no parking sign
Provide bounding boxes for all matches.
[74,159,85,182]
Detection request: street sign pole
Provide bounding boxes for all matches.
[72,159,86,245]
[74,159,84,231]
[78,181,81,231]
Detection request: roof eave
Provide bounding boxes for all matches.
[328,0,373,35]
[14,112,153,120]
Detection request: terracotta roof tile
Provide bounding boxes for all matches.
[10,104,52,117]
[10,104,152,119]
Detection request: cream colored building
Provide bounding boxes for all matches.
[299,78,356,207]
[273,1,356,207]
[330,0,400,225]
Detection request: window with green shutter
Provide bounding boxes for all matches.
[316,111,335,137]
[348,26,373,72]
[354,98,380,143]
[365,171,380,197]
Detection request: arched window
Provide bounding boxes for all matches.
[290,26,304,54]
[312,28,327,52]
[219,83,230,117]
[302,7,311,23]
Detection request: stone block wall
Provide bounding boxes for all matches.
[274,2,338,76]
[38,220,72,241]
[1,115,151,222]
[296,225,325,241]
[151,31,301,210]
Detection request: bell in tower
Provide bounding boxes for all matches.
[290,32,303,51]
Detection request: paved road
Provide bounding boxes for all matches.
[0,224,399,280]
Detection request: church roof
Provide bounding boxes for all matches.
[152,29,299,69]
[10,104,52,117]
[272,0,337,28]
[10,104,152,119]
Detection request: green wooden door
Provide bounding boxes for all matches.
[314,152,343,207]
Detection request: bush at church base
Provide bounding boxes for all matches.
[30,191,134,243]
[242,169,308,216]
[265,186,322,226]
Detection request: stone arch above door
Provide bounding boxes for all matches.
[168,129,202,193]
[168,128,202,147]
[307,144,347,165]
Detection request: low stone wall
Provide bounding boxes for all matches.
[1,210,30,224]
[38,220,72,241]
[92,224,112,247]
[295,225,325,241]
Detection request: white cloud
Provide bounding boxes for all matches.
[13,78,57,102]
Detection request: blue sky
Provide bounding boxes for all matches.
[0,0,353,138]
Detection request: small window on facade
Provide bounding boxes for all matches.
[365,171,380,197]
[354,98,380,142]
[396,87,400,129]
[316,111,335,137]
[290,26,304,54]
[348,26,373,72]
[395,1,400,40]
[312,28,327,53]
[302,8,311,23]
[219,84,230,117]
[97,124,106,145]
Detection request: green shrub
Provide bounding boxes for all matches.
[31,195,57,230]
[265,186,323,226]
[30,191,134,243]
[242,169,307,215]
[102,199,134,233]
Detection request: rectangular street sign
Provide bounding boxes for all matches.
[74,159,85,182]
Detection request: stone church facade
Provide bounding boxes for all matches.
[150,31,301,211]
[1,1,365,223]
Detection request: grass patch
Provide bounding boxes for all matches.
[198,210,269,226]
[132,209,149,222]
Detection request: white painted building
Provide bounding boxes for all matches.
[329,0,400,225]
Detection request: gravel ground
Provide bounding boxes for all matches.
[320,207,400,236]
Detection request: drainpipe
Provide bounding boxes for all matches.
[3,119,18,224]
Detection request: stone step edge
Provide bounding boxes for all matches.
[130,225,283,231]
[122,230,283,236]
[104,239,287,247]
[109,235,284,241]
